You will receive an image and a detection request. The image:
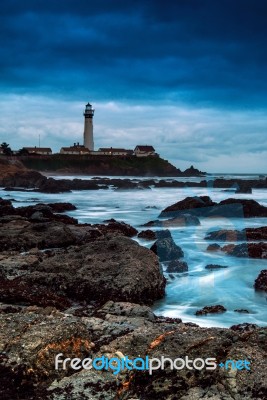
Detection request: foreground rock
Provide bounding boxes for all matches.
[0,304,266,399]
[222,242,267,259]
[195,305,227,315]
[160,196,267,218]
[0,235,165,306]
[254,270,267,291]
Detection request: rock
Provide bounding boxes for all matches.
[254,269,267,291]
[234,309,250,313]
[137,230,157,240]
[183,165,206,176]
[205,264,228,270]
[97,301,155,321]
[195,305,227,315]
[166,260,188,273]
[159,196,215,217]
[101,219,138,237]
[0,220,81,251]
[150,236,184,262]
[143,214,200,227]
[1,170,46,188]
[160,196,267,218]
[230,323,258,331]
[0,307,94,398]
[8,236,166,305]
[206,243,221,251]
[45,202,77,212]
[155,229,172,239]
[205,226,267,241]
[222,242,267,259]
[236,186,252,194]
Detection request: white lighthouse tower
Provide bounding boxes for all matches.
[83,102,94,150]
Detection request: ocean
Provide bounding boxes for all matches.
[1,173,266,328]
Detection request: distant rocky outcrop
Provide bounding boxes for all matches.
[160,196,267,218]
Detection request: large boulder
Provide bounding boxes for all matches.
[166,260,188,273]
[2,236,166,305]
[160,196,267,218]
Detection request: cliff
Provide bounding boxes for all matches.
[19,154,206,177]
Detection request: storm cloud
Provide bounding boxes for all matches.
[0,0,267,172]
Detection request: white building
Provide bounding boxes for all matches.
[97,147,133,156]
[60,143,90,155]
[23,147,52,155]
[83,102,94,151]
[134,145,156,157]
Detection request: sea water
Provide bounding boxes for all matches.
[1,173,266,328]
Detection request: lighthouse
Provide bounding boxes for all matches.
[83,102,94,150]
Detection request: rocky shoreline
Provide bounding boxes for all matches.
[0,163,267,399]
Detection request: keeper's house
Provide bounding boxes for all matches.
[97,147,133,156]
[134,145,156,157]
[60,143,90,155]
[23,147,52,155]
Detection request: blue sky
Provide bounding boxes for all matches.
[0,0,267,172]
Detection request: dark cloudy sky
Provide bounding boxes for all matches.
[0,0,267,172]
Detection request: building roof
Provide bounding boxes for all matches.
[61,145,90,152]
[23,147,52,152]
[135,145,155,152]
[99,147,132,153]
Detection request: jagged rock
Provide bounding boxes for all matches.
[254,269,267,291]
[166,260,188,273]
[222,242,267,259]
[150,236,184,262]
[143,214,200,227]
[205,264,228,270]
[195,305,227,315]
[137,230,157,240]
[101,219,138,237]
[96,301,155,321]
[205,226,267,241]
[5,236,165,305]
[160,196,267,218]
[206,243,221,251]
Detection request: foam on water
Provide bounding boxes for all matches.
[1,173,266,328]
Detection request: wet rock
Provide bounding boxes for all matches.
[166,260,188,273]
[234,309,250,313]
[222,242,267,259]
[206,243,221,251]
[137,230,156,240]
[160,196,267,218]
[143,214,200,227]
[205,226,267,241]
[254,269,267,291]
[195,305,227,315]
[205,264,228,270]
[101,219,138,237]
[150,236,184,262]
[230,323,258,331]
